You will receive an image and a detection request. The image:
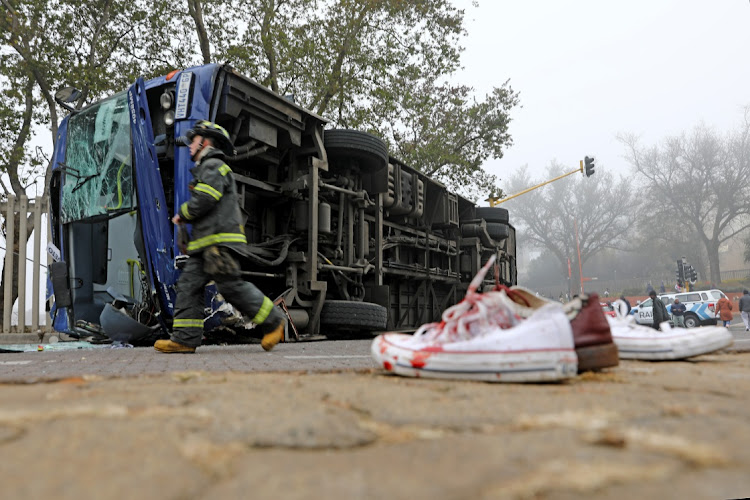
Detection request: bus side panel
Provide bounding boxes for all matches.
[49,118,72,333]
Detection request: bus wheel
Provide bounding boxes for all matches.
[324,130,388,173]
[486,222,510,241]
[320,300,388,331]
[475,206,509,224]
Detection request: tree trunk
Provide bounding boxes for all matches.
[706,242,722,286]
[260,0,279,93]
[555,255,582,297]
[187,0,212,64]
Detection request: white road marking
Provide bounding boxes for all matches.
[283,355,372,359]
[0,361,33,365]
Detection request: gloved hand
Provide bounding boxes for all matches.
[203,246,240,276]
[177,224,189,255]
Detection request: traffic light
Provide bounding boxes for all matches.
[584,156,595,177]
[676,260,684,283]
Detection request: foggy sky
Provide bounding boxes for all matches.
[454,0,750,187]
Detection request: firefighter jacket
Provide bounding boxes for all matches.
[178,147,246,255]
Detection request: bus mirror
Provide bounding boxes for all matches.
[55,87,82,112]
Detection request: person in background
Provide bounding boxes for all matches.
[621,295,631,314]
[715,294,734,328]
[739,290,750,331]
[612,295,629,318]
[646,282,655,294]
[649,290,669,330]
[671,298,686,328]
[660,280,666,293]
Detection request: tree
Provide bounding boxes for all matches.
[630,201,709,284]
[219,0,519,199]
[0,0,521,327]
[0,0,162,327]
[382,78,518,198]
[619,112,750,285]
[502,162,636,292]
[1,0,69,328]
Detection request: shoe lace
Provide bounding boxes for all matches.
[413,256,520,343]
[491,261,533,307]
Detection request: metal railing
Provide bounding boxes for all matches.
[1,195,51,335]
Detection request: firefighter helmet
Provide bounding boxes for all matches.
[185,120,234,156]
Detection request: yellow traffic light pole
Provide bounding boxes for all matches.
[487,160,586,207]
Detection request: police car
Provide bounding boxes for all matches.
[630,289,727,328]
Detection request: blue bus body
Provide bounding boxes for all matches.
[48,64,517,341]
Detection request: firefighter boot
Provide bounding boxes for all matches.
[261,321,284,351]
[154,339,196,353]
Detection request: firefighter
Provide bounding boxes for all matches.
[154,120,285,353]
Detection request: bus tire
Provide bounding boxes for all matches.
[324,130,388,173]
[320,300,388,331]
[475,206,510,224]
[486,222,510,241]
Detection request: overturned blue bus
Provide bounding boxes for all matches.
[48,63,516,343]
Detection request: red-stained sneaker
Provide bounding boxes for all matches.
[370,256,578,382]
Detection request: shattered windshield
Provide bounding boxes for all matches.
[61,92,135,223]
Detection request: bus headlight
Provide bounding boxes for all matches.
[160,91,174,110]
[164,110,175,126]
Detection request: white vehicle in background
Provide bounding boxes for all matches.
[630,290,727,328]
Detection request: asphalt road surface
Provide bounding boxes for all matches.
[0,338,378,382]
[2,325,750,499]
[0,324,748,382]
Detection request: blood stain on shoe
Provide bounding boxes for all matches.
[411,351,432,369]
[383,361,393,371]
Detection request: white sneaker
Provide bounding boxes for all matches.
[607,315,734,360]
[371,257,578,382]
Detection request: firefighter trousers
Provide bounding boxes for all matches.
[171,251,283,347]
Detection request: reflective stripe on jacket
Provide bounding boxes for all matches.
[180,147,246,254]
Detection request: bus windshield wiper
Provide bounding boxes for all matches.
[56,162,81,178]
[71,172,99,193]
[58,161,99,192]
